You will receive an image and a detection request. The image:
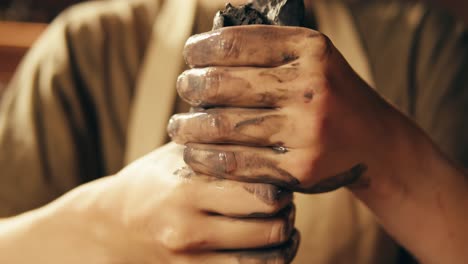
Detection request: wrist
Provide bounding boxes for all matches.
[354,111,424,199]
[350,108,468,263]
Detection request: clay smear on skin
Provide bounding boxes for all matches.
[179,68,251,107]
[179,68,297,107]
[259,67,300,83]
[184,147,300,188]
[242,184,289,206]
[232,114,287,145]
[172,109,287,146]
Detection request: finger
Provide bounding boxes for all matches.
[198,205,296,250]
[164,198,295,251]
[178,230,300,263]
[231,229,300,263]
[177,65,312,108]
[184,25,327,68]
[184,144,366,193]
[167,108,290,146]
[183,144,304,189]
[175,166,292,216]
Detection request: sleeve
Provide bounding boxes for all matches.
[0,0,158,217]
[412,8,468,168]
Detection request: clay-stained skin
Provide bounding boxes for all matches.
[232,113,286,145]
[177,67,297,107]
[242,183,290,206]
[184,26,306,68]
[167,112,206,140]
[178,68,251,107]
[172,166,195,179]
[183,146,300,188]
[303,90,313,103]
[259,67,300,83]
[168,109,287,146]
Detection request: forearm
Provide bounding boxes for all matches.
[0,186,111,264]
[351,113,468,264]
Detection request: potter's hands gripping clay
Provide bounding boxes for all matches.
[172,0,411,195]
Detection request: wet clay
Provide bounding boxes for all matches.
[213,0,305,30]
[213,3,270,29]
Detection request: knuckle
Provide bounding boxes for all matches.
[184,147,237,175]
[305,73,331,95]
[218,150,238,174]
[306,32,333,60]
[247,183,287,213]
[263,200,284,216]
[162,226,204,253]
[161,228,188,252]
[205,112,230,140]
[219,29,242,60]
[268,218,290,245]
[203,68,222,103]
[317,33,333,58]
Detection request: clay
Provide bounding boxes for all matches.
[213,3,270,29]
[213,0,305,30]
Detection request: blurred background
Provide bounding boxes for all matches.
[0,0,87,97]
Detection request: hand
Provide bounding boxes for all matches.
[169,26,407,194]
[0,143,298,264]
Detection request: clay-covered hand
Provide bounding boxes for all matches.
[169,26,409,193]
[2,143,298,264]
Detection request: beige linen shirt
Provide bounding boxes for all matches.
[1,0,466,263]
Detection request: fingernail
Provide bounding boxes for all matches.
[177,69,206,106]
